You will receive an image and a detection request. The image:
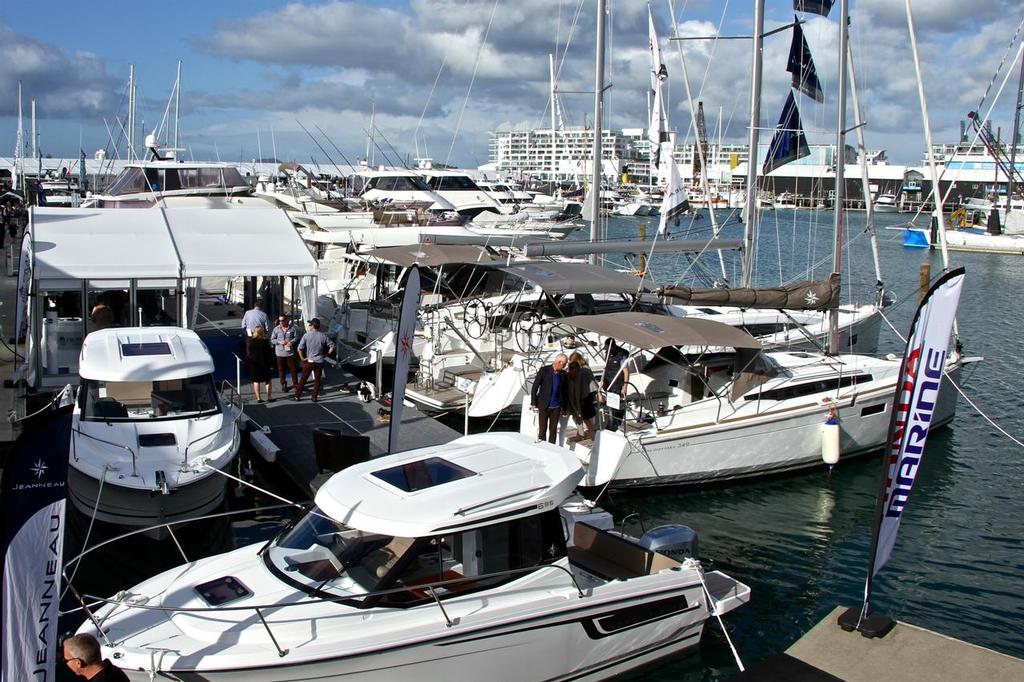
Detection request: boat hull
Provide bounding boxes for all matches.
[107,574,717,681]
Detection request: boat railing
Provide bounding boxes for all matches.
[74,561,586,657]
[71,427,139,477]
[220,379,244,414]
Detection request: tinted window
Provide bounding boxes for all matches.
[371,457,476,492]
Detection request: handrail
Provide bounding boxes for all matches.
[71,560,587,658]
[72,427,139,477]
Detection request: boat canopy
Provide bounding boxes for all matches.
[314,433,582,538]
[488,261,647,295]
[556,312,762,350]
[657,273,839,311]
[365,244,496,268]
[79,327,214,382]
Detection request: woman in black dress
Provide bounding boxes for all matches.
[566,351,597,441]
[247,325,275,403]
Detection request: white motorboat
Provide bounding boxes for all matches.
[873,192,899,213]
[518,312,966,487]
[69,327,242,533]
[420,170,508,218]
[355,169,458,213]
[75,432,750,681]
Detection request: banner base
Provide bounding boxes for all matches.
[837,606,895,639]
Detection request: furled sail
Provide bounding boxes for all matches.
[658,272,840,310]
[763,92,811,174]
[647,7,669,173]
[787,19,824,102]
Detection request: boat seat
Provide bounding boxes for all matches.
[567,522,678,580]
[363,536,416,578]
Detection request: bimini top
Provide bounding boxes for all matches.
[365,244,496,268]
[488,261,647,295]
[557,312,762,350]
[78,327,214,382]
[315,432,583,538]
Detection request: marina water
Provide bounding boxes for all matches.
[63,209,1023,680]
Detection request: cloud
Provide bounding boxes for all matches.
[0,24,119,119]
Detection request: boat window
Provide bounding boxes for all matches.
[367,176,431,192]
[431,176,481,191]
[221,167,248,187]
[370,457,476,492]
[80,374,220,421]
[746,373,873,402]
[375,509,568,607]
[41,290,84,377]
[178,168,225,189]
[264,507,406,595]
[105,167,149,196]
[162,169,182,191]
[87,289,130,333]
[137,288,181,326]
[144,169,161,192]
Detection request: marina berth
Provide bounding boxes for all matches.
[70,326,241,535]
[75,432,749,681]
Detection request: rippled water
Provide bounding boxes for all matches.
[61,209,1024,679]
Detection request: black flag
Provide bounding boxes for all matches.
[788,20,824,102]
[794,0,834,16]
[763,92,811,175]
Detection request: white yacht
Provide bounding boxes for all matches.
[873,192,899,213]
[518,312,966,487]
[69,327,242,533]
[75,432,749,681]
[356,169,457,213]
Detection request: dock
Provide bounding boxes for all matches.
[733,605,1024,681]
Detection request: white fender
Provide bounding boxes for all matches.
[821,419,840,465]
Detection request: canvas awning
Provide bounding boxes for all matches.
[556,312,761,350]
[365,244,496,268]
[163,208,317,278]
[658,273,840,311]
[31,208,181,284]
[490,261,647,295]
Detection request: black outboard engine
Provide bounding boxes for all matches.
[638,524,699,561]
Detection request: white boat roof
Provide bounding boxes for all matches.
[79,327,214,382]
[355,169,426,178]
[315,432,583,537]
[30,207,317,282]
[123,160,237,170]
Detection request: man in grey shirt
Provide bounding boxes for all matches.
[294,318,335,402]
[270,315,299,391]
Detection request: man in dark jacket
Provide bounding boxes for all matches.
[530,353,568,444]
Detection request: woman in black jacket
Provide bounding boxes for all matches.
[566,351,597,441]
[247,325,275,403]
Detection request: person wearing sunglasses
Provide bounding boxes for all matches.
[61,633,129,680]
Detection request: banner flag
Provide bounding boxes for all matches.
[763,92,811,174]
[647,7,669,170]
[794,0,834,16]
[387,266,420,454]
[1,406,73,681]
[870,267,965,576]
[658,158,689,235]
[788,20,824,102]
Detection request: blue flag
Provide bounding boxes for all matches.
[763,92,811,174]
[788,20,824,102]
[794,0,834,16]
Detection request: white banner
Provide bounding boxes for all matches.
[871,267,965,575]
[658,158,687,236]
[14,227,31,344]
[388,267,420,454]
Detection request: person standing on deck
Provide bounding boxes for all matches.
[241,296,270,352]
[530,353,568,444]
[294,318,335,403]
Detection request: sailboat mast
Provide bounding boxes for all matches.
[550,53,558,186]
[828,0,850,355]
[741,0,765,288]
[589,0,607,263]
[17,81,24,195]
[127,64,136,162]
[848,42,884,298]
[174,59,182,150]
[1007,46,1024,214]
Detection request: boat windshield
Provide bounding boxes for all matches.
[427,175,481,191]
[78,374,220,421]
[366,176,432,192]
[265,507,406,596]
[105,167,151,196]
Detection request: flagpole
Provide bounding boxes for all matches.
[741,0,765,287]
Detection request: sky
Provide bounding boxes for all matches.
[1,0,1022,169]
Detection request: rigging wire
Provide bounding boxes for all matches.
[445,0,500,167]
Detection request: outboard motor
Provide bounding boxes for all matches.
[638,524,699,561]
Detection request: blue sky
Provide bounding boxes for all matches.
[2,1,1021,167]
